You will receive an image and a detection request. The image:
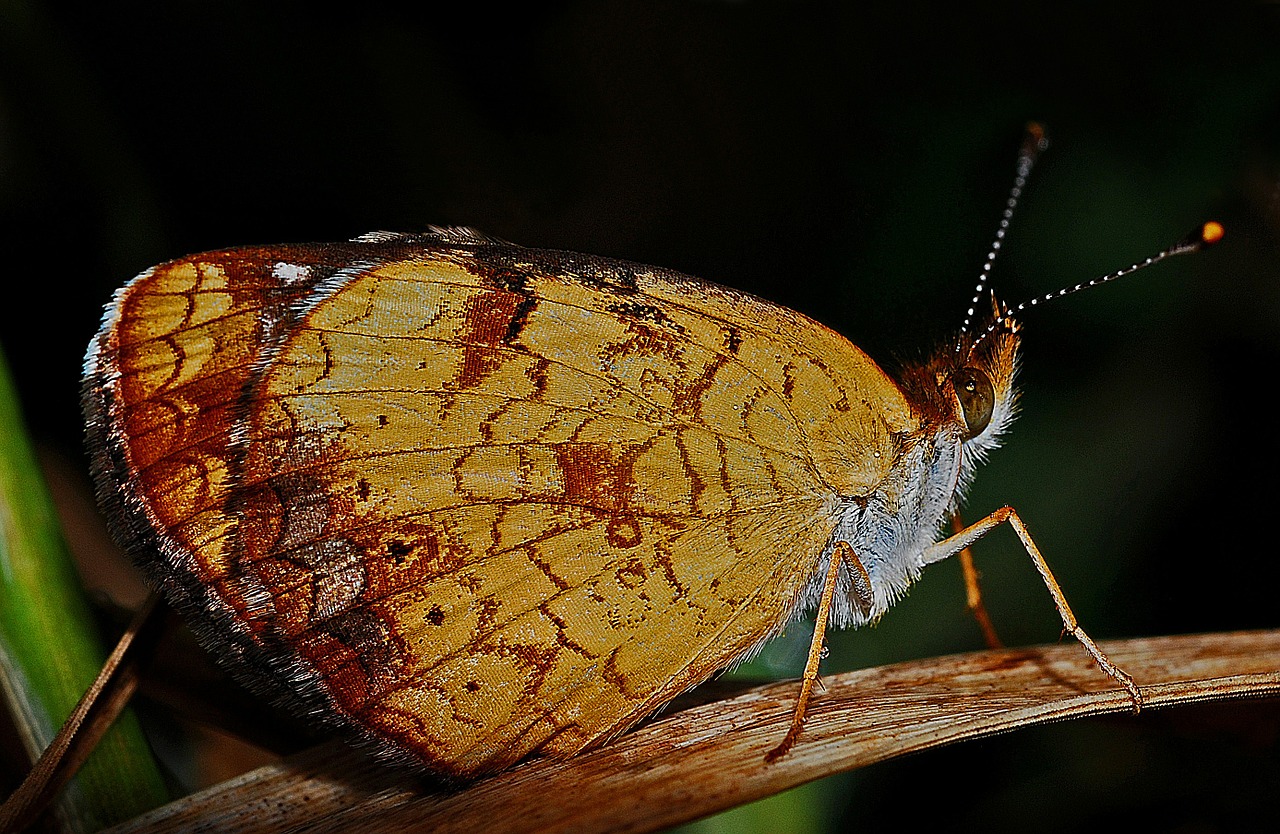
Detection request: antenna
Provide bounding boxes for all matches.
[968,221,1224,352]
[956,123,1050,351]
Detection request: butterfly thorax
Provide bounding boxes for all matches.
[799,311,1022,631]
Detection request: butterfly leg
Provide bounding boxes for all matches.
[765,540,870,763]
[924,506,1142,711]
[953,513,1004,649]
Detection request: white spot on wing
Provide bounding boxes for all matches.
[273,262,313,285]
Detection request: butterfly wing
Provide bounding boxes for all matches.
[84,230,917,777]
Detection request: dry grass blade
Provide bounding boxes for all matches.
[0,595,164,834]
[105,629,1280,834]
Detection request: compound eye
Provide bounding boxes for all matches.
[953,367,994,440]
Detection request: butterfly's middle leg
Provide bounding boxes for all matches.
[765,539,871,763]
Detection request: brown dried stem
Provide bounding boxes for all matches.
[104,629,1280,834]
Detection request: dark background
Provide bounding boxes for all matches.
[2,2,1278,831]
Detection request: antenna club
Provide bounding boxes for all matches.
[1169,221,1224,255]
[1024,122,1049,154]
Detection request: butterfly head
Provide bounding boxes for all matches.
[950,295,1021,448]
[912,294,1024,503]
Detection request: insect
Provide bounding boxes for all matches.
[82,129,1220,779]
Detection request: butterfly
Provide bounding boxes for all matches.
[86,170,1214,778]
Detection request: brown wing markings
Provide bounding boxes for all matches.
[671,428,708,517]
[136,452,226,537]
[235,401,813,494]
[732,384,791,500]
[313,407,797,474]
[232,500,575,620]
[123,249,888,469]
[304,547,590,733]
[144,333,189,394]
[537,602,593,656]
[453,288,532,389]
[671,350,729,420]
[222,479,809,616]
[505,294,541,343]
[475,394,563,445]
[723,323,742,355]
[312,268,833,456]
[365,593,641,762]
[394,604,569,722]
[289,377,802,470]
[186,405,809,574]
[366,677,490,749]
[602,299,687,335]
[377,504,805,669]
[525,355,552,397]
[311,330,337,386]
[466,261,534,296]
[582,504,832,748]
[265,459,808,554]
[400,251,848,401]
[511,257,912,491]
[525,546,572,593]
[445,695,578,775]
[556,261,892,422]
[257,332,799,459]
[289,321,789,449]
[314,270,381,331]
[780,359,797,400]
[596,315,685,370]
[151,433,813,565]
[311,269,901,498]
[120,378,804,499]
[277,268,838,466]
[638,274,868,385]
[111,362,253,443]
[250,475,816,663]
[89,241,890,777]
[101,257,336,544]
[647,525,690,601]
[308,605,407,705]
[405,501,830,765]
[552,435,654,513]
[713,434,736,515]
[115,403,238,479]
[108,256,327,356]
[496,249,641,296]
